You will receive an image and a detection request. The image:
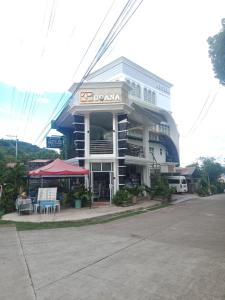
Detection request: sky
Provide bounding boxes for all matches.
[0,0,225,166]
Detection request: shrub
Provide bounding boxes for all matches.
[113,188,132,206]
[150,178,174,203]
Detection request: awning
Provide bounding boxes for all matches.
[28,158,89,176]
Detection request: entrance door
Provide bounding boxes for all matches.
[92,172,110,202]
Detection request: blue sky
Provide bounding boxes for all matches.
[0,82,70,146]
[0,0,225,166]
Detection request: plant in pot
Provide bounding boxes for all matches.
[73,186,92,208]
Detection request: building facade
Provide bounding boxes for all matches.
[52,57,180,203]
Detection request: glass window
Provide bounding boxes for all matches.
[75,141,85,149]
[118,149,127,157]
[119,167,126,175]
[149,147,154,153]
[92,163,101,171]
[118,140,127,149]
[144,88,147,100]
[118,114,128,122]
[118,159,125,166]
[118,122,127,131]
[152,92,156,104]
[74,115,84,123]
[76,150,84,157]
[74,132,84,140]
[148,90,152,101]
[118,131,127,140]
[74,124,84,132]
[131,82,136,96]
[168,179,180,184]
[136,85,141,97]
[160,148,163,155]
[119,176,126,184]
[102,163,112,171]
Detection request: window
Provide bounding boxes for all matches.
[148,90,152,101]
[131,82,136,96]
[149,147,154,154]
[152,92,156,104]
[91,163,112,172]
[102,163,112,171]
[160,148,163,155]
[136,85,141,97]
[168,178,180,184]
[144,88,147,100]
[92,163,101,171]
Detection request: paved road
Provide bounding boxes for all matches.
[2,194,225,300]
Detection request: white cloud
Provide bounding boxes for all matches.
[36,97,50,104]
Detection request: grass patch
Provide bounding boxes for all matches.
[0,203,169,231]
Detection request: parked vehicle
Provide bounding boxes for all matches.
[167,176,188,193]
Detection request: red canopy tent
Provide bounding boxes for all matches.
[28,158,89,176]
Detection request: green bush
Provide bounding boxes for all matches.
[197,186,210,197]
[150,178,174,203]
[0,184,18,213]
[113,188,132,206]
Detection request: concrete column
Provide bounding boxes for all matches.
[84,113,90,158]
[84,113,90,188]
[143,165,151,187]
[113,159,119,194]
[143,127,150,160]
[112,113,117,158]
[112,113,119,195]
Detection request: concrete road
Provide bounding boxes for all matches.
[2,194,225,300]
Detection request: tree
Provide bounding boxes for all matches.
[0,163,26,213]
[198,157,224,183]
[197,157,225,195]
[208,19,225,85]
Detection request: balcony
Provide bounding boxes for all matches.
[126,143,145,158]
[90,140,113,154]
[149,124,170,136]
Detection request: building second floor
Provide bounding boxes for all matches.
[52,81,179,167]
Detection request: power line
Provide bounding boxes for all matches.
[184,93,211,137]
[184,90,219,137]
[36,0,144,146]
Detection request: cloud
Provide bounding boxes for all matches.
[36,97,50,104]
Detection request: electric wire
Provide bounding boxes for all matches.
[35,0,117,141]
[184,93,211,137]
[184,90,219,137]
[35,0,144,146]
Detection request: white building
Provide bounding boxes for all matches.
[53,57,179,203]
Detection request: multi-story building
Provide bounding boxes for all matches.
[52,57,179,203]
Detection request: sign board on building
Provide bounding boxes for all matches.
[46,136,64,149]
[80,91,121,104]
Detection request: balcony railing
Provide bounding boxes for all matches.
[149,124,170,136]
[90,140,113,154]
[126,143,145,158]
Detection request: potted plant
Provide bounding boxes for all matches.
[73,186,92,208]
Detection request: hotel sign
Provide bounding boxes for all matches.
[80,91,121,104]
[46,136,64,149]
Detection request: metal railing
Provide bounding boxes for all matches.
[149,124,170,136]
[126,143,145,158]
[90,140,113,154]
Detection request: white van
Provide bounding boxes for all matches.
[167,176,188,193]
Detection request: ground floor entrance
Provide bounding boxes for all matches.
[92,172,111,202]
[90,162,114,203]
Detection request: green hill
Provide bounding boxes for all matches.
[0,139,59,163]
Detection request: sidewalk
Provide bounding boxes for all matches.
[2,194,200,223]
[2,200,160,223]
[171,193,200,204]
